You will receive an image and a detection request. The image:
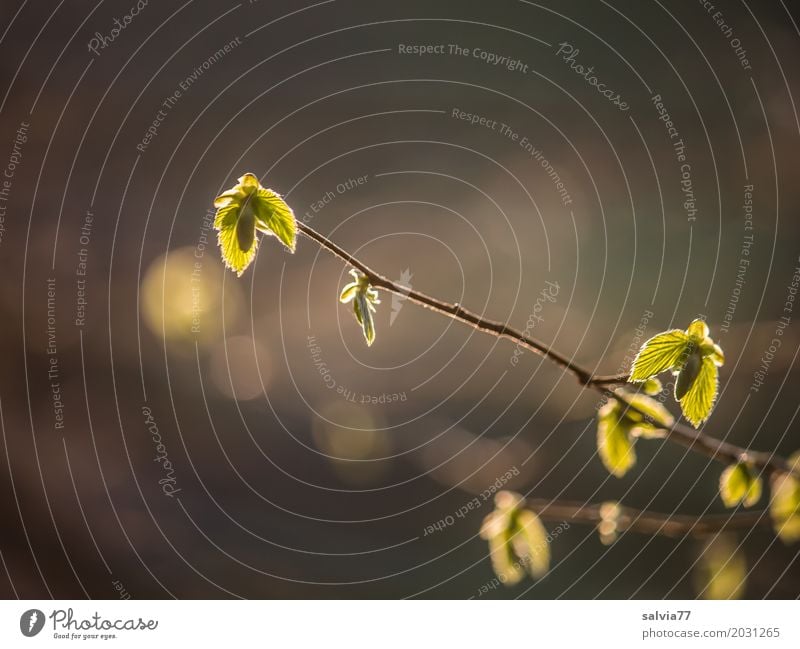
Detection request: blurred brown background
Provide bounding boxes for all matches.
[0,0,798,598]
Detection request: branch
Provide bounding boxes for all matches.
[526,499,772,539]
[297,221,796,478]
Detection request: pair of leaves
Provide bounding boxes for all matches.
[214,173,297,276]
[479,491,550,585]
[596,392,674,478]
[629,319,725,427]
[770,453,800,544]
[340,269,380,346]
[720,463,762,508]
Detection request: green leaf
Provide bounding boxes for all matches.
[629,329,690,382]
[720,463,762,508]
[355,292,376,346]
[770,453,800,543]
[678,355,718,427]
[487,530,525,585]
[686,318,709,341]
[252,187,297,252]
[339,269,380,346]
[339,282,359,303]
[480,492,552,585]
[213,173,297,276]
[597,411,636,477]
[512,510,550,579]
[701,340,725,366]
[695,534,746,600]
[215,201,259,277]
[624,392,674,429]
[642,378,663,395]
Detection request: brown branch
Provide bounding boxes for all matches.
[526,499,773,539]
[297,221,797,478]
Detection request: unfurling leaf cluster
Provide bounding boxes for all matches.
[213,173,297,276]
[719,462,762,508]
[629,318,724,427]
[340,269,380,346]
[480,491,550,585]
[596,391,674,478]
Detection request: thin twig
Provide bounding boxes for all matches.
[526,499,773,539]
[297,221,796,478]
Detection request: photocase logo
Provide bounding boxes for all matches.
[20,609,45,637]
[390,268,413,326]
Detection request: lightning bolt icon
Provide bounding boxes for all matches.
[390,268,413,326]
[28,611,38,632]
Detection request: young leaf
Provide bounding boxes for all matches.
[596,393,673,476]
[339,269,380,346]
[677,355,719,427]
[480,492,552,585]
[597,411,636,478]
[512,509,550,579]
[695,534,747,600]
[215,201,259,276]
[624,392,674,430]
[642,378,663,396]
[629,330,690,382]
[487,531,525,585]
[770,453,800,544]
[253,187,297,252]
[213,173,297,276]
[686,318,710,340]
[720,463,762,508]
[629,320,725,427]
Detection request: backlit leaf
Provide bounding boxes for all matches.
[215,201,259,276]
[678,355,718,427]
[340,269,380,346]
[487,532,525,585]
[629,329,690,382]
[213,173,297,276]
[513,510,550,578]
[480,492,552,585]
[720,463,762,508]
[624,392,675,429]
[597,413,636,478]
[770,453,800,543]
[695,534,746,600]
[686,318,709,341]
[642,378,663,395]
[252,187,297,252]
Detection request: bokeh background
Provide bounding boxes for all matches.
[0,0,798,599]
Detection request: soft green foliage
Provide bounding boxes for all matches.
[340,269,380,346]
[642,378,663,396]
[770,452,800,543]
[629,329,690,381]
[695,534,746,600]
[214,173,297,276]
[597,408,636,478]
[719,462,762,508]
[629,318,724,428]
[480,491,550,584]
[596,392,674,477]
